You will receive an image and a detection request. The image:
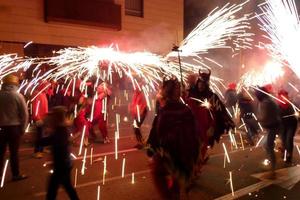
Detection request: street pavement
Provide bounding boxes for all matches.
[1,117,300,200]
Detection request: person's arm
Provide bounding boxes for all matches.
[17,93,29,133]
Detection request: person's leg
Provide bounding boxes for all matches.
[46,173,60,200]
[98,118,109,143]
[266,127,277,171]
[0,127,7,175]
[245,123,254,146]
[285,124,297,162]
[7,126,21,177]
[33,125,44,158]
[61,169,80,200]
[279,125,287,155]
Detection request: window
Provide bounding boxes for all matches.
[125,0,143,17]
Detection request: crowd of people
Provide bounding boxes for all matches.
[0,69,299,199]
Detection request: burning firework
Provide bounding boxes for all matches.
[257,0,300,78]
[239,60,284,87]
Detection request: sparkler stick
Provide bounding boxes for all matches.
[256,135,265,147]
[229,131,238,149]
[281,95,300,111]
[241,118,248,133]
[35,100,40,117]
[90,147,94,165]
[222,143,231,163]
[122,158,126,178]
[284,150,287,162]
[226,108,233,118]
[24,41,33,48]
[103,97,107,121]
[0,159,9,188]
[296,145,300,157]
[78,125,86,155]
[97,185,100,200]
[288,82,299,92]
[81,148,87,175]
[229,171,235,196]
[102,156,107,185]
[116,113,120,139]
[64,79,72,96]
[258,123,264,132]
[74,168,78,187]
[224,154,227,168]
[70,153,77,160]
[90,94,97,121]
[72,77,76,97]
[136,105,140,123]
[30,84,51,102]
[74,104,77,118]
[131,173,135,184]
[239,132,245,150]
[115,132,118,160]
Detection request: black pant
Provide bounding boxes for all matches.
[34,125,44,153]
[265,127,278,170]
[46,168,79,200]
[0,125,22,177]
[280,122,297,160]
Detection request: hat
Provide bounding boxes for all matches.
[198,69,211,83]
[2,74,19,85]
[228,82,237,90]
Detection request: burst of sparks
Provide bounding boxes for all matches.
[257,0,300,78]
[239,60,284,87]
[168,1,253,57]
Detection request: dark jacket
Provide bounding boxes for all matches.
[257,97,281,129]
[190,89,235,146]
[40,126,72,171]
[147,100,199,178]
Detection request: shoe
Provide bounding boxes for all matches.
[12,174,28,181]
[33,152,43,159]
[103,137,111,144]
[43,148,51,154]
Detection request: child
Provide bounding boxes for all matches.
[40,106,79,200]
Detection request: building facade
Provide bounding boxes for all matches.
[0,0,183,56]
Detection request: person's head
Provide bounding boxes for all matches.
[196,69,211,92]
[254,86,268,101]
[97,82,112,96]
[161,77,181,102]
[2,74,19,86]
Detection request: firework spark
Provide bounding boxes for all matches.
[257,0,300,78]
